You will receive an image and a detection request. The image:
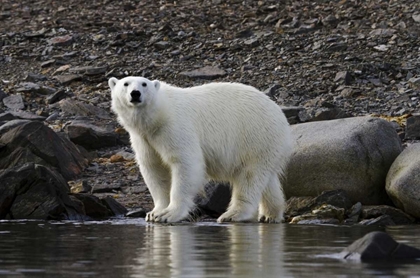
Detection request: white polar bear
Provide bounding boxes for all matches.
[109,76,293,223]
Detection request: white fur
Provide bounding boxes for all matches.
[109,76,293,223]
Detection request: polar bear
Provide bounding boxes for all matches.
[109,76,293,223]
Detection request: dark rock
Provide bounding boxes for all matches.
[359,215,396,226]
[180,66,227,80]
[71,194,112,219]
[69,180,92,193]
[0,163,85,220]
[59,99,111,119]
[16,82,56,95]
[126,208,147,218]
[3,94,25,110]
[309,108,350,122]
[0,112,17,122]
[361,205,415,225]
[0,121,87,180]
[285,196,313,218]
[24,72,48,82]
[340,231,420,261]
[405,114,420,139]
[65,120,117,150]
[0,88,7,102]
[46,89,68,104]
[101,196,128,216]
[91,182,121,193]
[281,106,304,119]
[154,41,170,50]
[344,202,362,224]
[264,84,282,99]
[195,182,231,217]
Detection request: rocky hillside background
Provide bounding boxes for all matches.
[0,0,419,220]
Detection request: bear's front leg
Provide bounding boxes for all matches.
[139,162,171,222]
[154,155,206,223]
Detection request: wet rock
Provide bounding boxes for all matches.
[0,121,87,180]
[386,143,420,218]
[290,216,340,225]
[405,114,420,139]
[359,215,395,226]
[344,202,362,224]
[180,66,227,80]
[0,163,84,220]
[101,196,128,217]
[195,182,231,218]
[285,196,313,218]
[65,120,117,150]
[71,194,112,219]
[285,117,402,205]
[59,99,111,119]
[340,232,420,261]
[361,205,414,225]
[3,94,25,110]
[126,208,147,218]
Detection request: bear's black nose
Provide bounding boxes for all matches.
[130,90,141,103]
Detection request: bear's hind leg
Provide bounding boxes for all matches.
[258,174,285,223]
[217,170,269,223]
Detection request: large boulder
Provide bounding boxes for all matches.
[285,117,402,205]
[0,163,83,220]
[340,231,420,261]
[64,120,118,150]
[386,143,420,218]
[0,121,87,180]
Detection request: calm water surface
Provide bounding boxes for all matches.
[0,219,419,277]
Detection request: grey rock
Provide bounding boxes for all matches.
[48,35,74,46]
[16,82,56,95]
[59,99,111,119]
[340,231,420,261]
[69,66,107,76]
[0,119,31,134]
[9,110,46,121]
[285,117,402,205]
[154,41,170,50]
[3,94,25,110]
[24,72,47,82]
[91,182,121,193]
[405,114,420,139]
[46,89,68,104]
[54,74,82,84]
[386,143,420,218]
[65,120,117,149]
[180,66,227,80]
[361,205,414,225]
[334,71,352,85]
[195,182,231,218]
[309,107,350,122]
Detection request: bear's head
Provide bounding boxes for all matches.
[108,76,161,110]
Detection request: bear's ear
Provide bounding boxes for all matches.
[108,77,119,91]
[152,80,161,91]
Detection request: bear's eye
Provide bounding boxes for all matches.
[142,82,147,87]
[124,82,129,87]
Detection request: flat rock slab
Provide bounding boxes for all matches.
[65,120,117,150]
[3,94,25,110]
[340,231,420,261]
[180,66,227,80]
[285,117,402,205]
[59,99,111,119]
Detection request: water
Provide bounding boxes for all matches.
[0,219,419,277]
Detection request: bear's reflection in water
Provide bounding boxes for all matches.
[132,223,288,278]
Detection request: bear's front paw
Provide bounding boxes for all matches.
[217,209,255,223]
[145,207,166,222]
[153,206,189,223]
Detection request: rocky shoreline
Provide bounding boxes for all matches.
[1,0,419,224]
